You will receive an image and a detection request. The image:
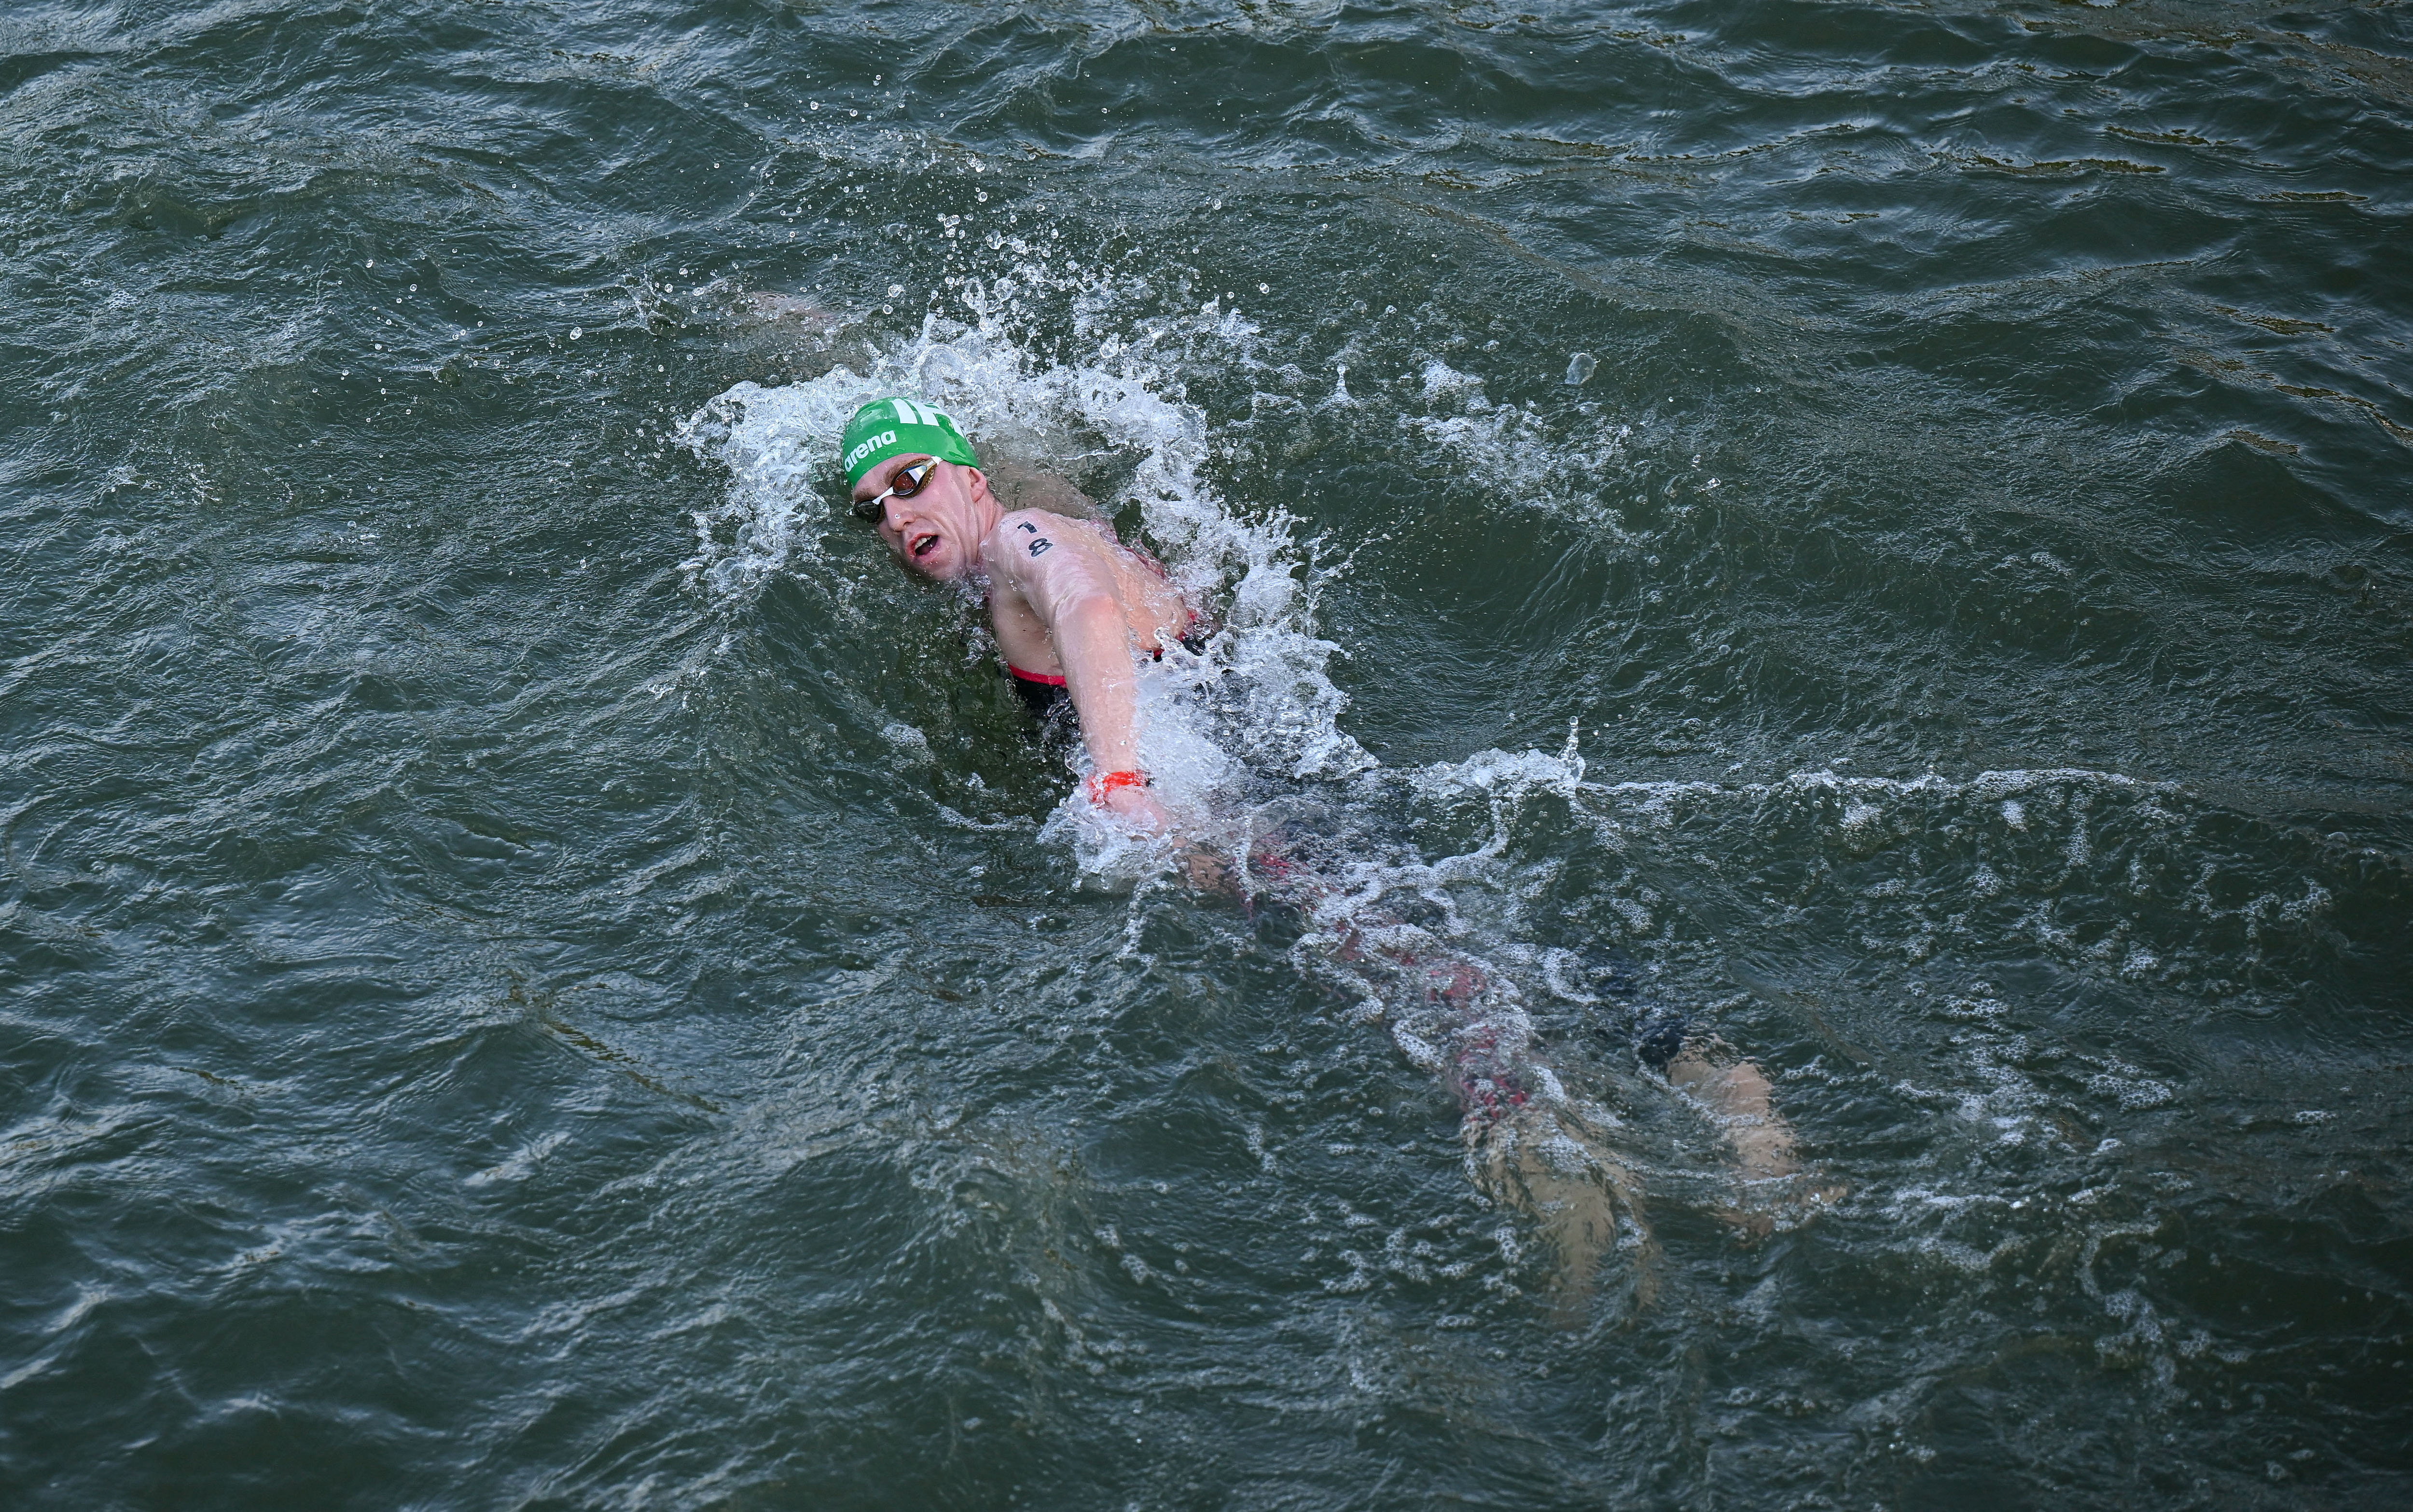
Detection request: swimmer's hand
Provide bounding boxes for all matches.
[1096,788,1238,890]
[737,292,840,330]
[1101,783,1172,834]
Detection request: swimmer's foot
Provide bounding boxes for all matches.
[1666,1048,1795,1173]
[1664,1047,1845,1239]
[1467,1105,1655,1324]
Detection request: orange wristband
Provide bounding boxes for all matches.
[1085,770,1148,805]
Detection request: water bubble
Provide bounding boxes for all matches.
[1564,352,1597,385]
[569,327,582,340]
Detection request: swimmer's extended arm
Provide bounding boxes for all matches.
[988,510,1150,787]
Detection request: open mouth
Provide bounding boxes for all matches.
[909,531,941,560]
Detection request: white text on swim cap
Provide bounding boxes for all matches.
[843,428,899,471]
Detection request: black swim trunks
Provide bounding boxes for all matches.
[1006,625,1209,721]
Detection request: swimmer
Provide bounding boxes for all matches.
[837,396,1831,1299]
[841,398,1196,833]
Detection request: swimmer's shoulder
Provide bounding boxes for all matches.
[989,509,1094,571]
[993,506,1086,537]
[980,456,1095,518]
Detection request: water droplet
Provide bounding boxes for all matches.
[1564,352,1597,385]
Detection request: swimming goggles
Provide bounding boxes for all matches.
[852,458,941,522]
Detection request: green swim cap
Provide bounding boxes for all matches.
[837,396,981,486]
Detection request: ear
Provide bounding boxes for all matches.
[960,465,991,503]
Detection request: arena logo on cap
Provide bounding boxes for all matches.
[843,428,898,472]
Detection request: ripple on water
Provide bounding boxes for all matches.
[4,0,2412,1507]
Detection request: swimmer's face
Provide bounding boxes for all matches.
[851,455,989,581]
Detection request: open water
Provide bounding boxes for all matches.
[5,1,2412,1507]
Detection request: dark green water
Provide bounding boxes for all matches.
[5,0,2412,1506]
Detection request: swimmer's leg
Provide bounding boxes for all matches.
[1266,877,1667,1313]
[1408,961,1658,1318]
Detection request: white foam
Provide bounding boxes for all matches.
[680,294,1383,858]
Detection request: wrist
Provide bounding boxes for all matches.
[1085,769,1149,805]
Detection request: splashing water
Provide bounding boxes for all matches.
[677,293,1375,825]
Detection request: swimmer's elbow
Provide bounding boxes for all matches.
[1053,591,1124,638]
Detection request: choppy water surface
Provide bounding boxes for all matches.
[5,1,2411,1506]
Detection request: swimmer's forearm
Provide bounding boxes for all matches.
[1054,595,1144,771]
[991,517,1145,774]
